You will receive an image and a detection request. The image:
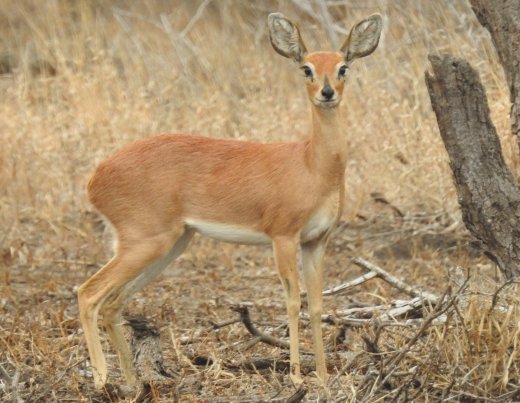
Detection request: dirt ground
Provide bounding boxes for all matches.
[3,203,506,402]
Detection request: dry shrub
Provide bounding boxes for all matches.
[347,280,520,401]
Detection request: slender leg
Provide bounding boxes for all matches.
[100,305,136,386]
[78,256,118,388]
[301,237,328,384]
[272,236,302,385]
[100,229,193,385]
[78,229,187,389]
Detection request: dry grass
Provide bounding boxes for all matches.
[1,0,519,401]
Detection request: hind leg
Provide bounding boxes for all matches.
[100,229,193,385]
[78,227,190,389]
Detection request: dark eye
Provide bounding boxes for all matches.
[338,65,348,78]
[301,66,313,79]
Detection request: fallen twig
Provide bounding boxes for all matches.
[329,351,364,388]
[231,305,290,350]
[0,363,11,382]
[301,312,447,328]
[319,271,378,297]
[210,317,241,329]
[335,297,426,319]
[362,281,468,399]
[487,279,520,315]
[285,385,307,403]
[379,297,428,321]
[352,257,439,302]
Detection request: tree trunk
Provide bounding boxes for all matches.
[469,0,520,140]
[426,55,520,279]
[424,0,520,280]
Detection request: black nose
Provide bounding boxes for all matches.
[321,85,334,100]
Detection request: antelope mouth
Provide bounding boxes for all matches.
[313,98,340,108]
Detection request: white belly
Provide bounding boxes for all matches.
[185,218,271,245]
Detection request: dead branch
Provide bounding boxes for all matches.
[300,271,377,299]
[352,257,439,302]
[307,257,438,301]
[286,385,307,403]
[488,279,520,314]
[222,355,292,374]
[335,297,427,319]
[379,297,428,321]
[329,351,364,388]
[302,312,447,328]
[231,305,291,350]
[322,271,378,297]
[0,363,11,383]
[210,317,241,329]
[242,335,263,351]
[187,352,333,376]
[369,282,468,396]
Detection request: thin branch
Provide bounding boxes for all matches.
[286,385,307,403]
[231,305,290,350]
[180,0,212,38]
[210,317,241,329]
[317,0,340,48]
[301,271,377,299]
[303,312,448,328]
[375,282,468,394]
[487,279,520,315]
[323,271,378,297]
[352,257,439,302]
[0,363,11,382]
[329,351,364,388]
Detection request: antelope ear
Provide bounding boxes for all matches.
[268,13,307,63]
[340,14,382,63]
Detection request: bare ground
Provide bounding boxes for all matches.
[4,203,508,402]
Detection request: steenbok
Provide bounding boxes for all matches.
[78,12,382,389]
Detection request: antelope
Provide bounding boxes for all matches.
[78,12,382,389]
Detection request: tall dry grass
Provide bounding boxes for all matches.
[1,0,519,400]
[0,0,512,230]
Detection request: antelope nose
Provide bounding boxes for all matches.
[321,85,334,100]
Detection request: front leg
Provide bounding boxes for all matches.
[272,236,302,386]
[301,237,328,384]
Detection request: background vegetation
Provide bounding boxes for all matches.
[1,0,519,400]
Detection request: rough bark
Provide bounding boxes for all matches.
[128,317,174,382]
[469,0,520,140]
[425,55,520,279]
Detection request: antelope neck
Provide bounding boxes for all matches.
[307,104,347,184]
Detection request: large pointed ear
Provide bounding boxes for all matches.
[340,14,382,63]
[268,13,307,63]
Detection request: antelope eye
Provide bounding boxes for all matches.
[338,65,348,78]
[301,66,313,79]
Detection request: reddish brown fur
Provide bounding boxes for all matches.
[306,52,344,74]
[303,52,346,107]
[89,135,332,238]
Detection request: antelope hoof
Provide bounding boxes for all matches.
[290,372,304,387]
